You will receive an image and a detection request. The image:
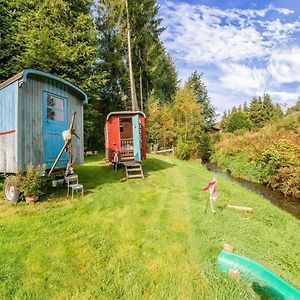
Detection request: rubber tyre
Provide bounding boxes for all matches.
[4,176,20,204]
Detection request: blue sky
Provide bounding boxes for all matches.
[157,0,300,116]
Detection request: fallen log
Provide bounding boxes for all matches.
[227,204,253,212]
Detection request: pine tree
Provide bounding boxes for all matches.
[148,42,177,104]
[95,0,177,110]
[249,97,265,129]
[262,94,275,120]
[248,94,283,129]
[0,0,27,80]
[95,0,129,111]
[15,0,97,92]
[226,111,253,133]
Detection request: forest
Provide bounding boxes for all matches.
[1,0,178,149]
[1,0,300,197]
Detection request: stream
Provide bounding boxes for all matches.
[205,163,300,220]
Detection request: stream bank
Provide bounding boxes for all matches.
[206,163,300,220]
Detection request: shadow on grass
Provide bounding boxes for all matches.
[39,156,175,200]
[78,157,174,194]
[143,157,175,177]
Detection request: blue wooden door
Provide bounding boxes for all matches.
[43,92,68,169]
[132,115,141,162]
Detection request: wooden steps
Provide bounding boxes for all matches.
[122,161,144,179]
[120,156,134,162]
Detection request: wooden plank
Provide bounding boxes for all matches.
[156,148,174,154]
[227,205,253,212]
[124,161,144,179]
[0,132,16,173]
[127,167,141,172]
[0,81,17,173]
[128,174,143,179]
[122,161,140,167]
[17,76,44,171]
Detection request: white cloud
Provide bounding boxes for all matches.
[160,2,299,65]
[271,91,299,106]
[219,63,268,94]
[161,4,266,64]
[159,1,300,113]
[268,47,300,84]
[261,19,300,43]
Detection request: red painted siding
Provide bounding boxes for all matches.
[105,112,146,163]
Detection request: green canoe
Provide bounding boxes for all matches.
[217,250,300,299]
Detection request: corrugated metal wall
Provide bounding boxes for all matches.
[17,74,84,171]
[0,82,17,173]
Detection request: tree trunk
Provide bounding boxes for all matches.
[124,0,138,111]
[140,66,143,112]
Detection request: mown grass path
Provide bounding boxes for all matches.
[0,155,300,299]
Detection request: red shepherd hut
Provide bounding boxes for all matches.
[105,111,146,167]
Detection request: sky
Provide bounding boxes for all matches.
[157,0,300,116]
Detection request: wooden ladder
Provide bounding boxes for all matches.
[124,161,144,179]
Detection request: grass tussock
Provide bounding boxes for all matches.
[0,155,300,299]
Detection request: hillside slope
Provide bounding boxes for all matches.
[212,112,300,198]
[0,155,300,299]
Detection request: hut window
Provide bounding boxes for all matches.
[47,107,55,120]
[46,94,65,122]
[56,98,64,110]
[47,96,55,107]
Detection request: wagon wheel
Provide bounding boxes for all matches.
[3,176,20,204]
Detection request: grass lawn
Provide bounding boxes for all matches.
[0,155,300,299]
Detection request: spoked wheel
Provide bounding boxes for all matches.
[3,176,20,204]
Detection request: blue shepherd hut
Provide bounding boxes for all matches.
[0,69,87,174]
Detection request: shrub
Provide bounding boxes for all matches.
[276,113,299,132]
[212,113,300,198]
[17,164,46,197]
[197,134,212,162]
[147,97,176,149]
[175,139,190,160]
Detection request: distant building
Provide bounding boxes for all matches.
[209,124,221,135]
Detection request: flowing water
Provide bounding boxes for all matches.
[205,163,300,220]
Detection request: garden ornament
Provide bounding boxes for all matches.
[202,178,217,213]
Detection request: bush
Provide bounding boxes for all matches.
[148,86,210,161]
[276,113,300,132]
[17,164,46,197]
[197,134,212,162]
[212,113,300,198]
[175,140,190,160]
